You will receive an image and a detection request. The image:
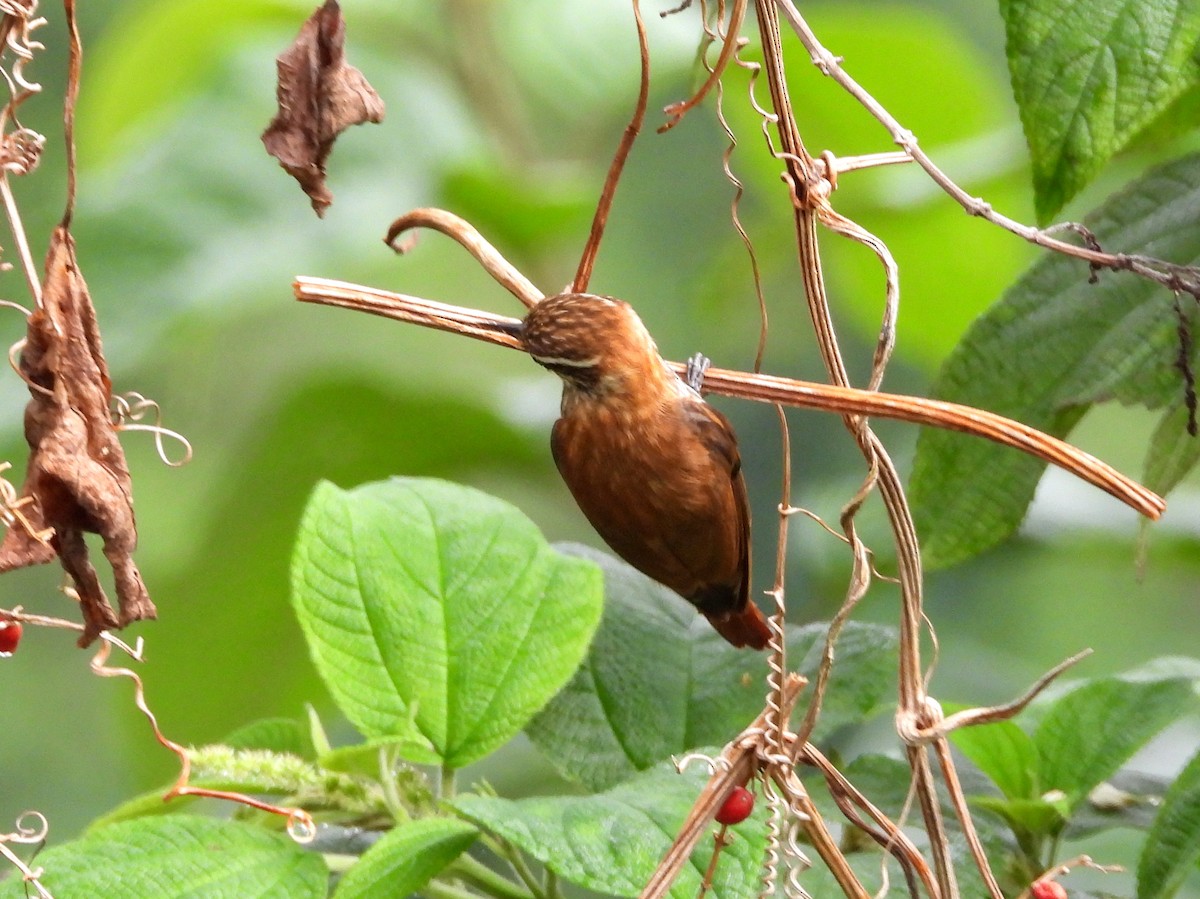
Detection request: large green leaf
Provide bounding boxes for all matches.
[1138,745,1200,899]
[525,546,897,791]
[1034,664,1199,806]
[334,817,478,899]
[453,761,765,899]
[911,153,1200,567]
[1002,0,1200,220]
[0,816,326,899]
[291,478,603,768]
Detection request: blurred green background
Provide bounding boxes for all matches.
[1,0,1196,875]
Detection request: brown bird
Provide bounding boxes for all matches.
[515,292,770,649]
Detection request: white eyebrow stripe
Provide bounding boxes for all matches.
[532,354,600,368]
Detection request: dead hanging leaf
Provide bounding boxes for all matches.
[262,0,385,217]
[0,225,153,647]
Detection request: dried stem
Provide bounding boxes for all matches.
[638,674,805,899]
[755,0,952,889]
[572,0,650,293]
[658,0,745,133]
[0,159,39,307]
[800,743,937,897]
[385,208,543,309]
[60,0,78,227]
[293,275,1165,521]
[899,648,1093,745]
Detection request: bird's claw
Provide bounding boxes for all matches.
[686,352,711,394]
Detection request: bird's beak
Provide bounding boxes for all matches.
[492,318,524,339]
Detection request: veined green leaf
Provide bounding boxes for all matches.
[526,545,896,791]
[1,816,326,899]
[911,153,1200,567]
[1002,0,1200,219]
[291,478,603,769]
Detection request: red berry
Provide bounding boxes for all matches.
[0,620,22,656]
[1030,880,1067,899]
[715,786,755,825]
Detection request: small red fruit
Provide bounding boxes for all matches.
[1030,880,1067,899]
[0,620,22,656]
[715,785,755,825]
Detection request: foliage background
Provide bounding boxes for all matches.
[0,0,1196,886]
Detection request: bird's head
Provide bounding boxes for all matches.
[517,293,669,397]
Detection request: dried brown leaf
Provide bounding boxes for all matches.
[261,0,384,217]
[0,225,153,646]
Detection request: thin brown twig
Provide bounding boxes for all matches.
[293,275,1165,520]
[385,208,543,309]
[657,0,745,133]
[60,0,78,228]
[88,637,316,842]
[572,0,650,294]
[899,648,1093,745]
[933,737,1004,899]
[799,743,936,898]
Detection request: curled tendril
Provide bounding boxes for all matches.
[2,810,48,844]
[0,3,45,98]
[287,813,317,844]
[0,810,50,899]
[111,392,194,467]
[0,124,41,173]
[758,776,785,899]
[0,460,51,542]
[7,336,52,398]
[781,815,815,899]
[673,751,730,775]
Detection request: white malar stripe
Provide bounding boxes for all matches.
[532,354,600,368]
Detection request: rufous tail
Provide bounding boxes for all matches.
[705,602,772,650]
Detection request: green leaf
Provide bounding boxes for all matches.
[291,478,604,769]
[911,153,1200,567]
[1001,0,1200,220]
[225,716,316,758]
[453,761,764,899]
[525,546,897,791]
[1138,745,1200,898]
[1144,400,1200,495]
[950,720,1040,801]
[334,817,478,899]
[1034,668,1198,806]
[1,816,326,899]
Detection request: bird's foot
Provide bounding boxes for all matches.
[686,352,711,394]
